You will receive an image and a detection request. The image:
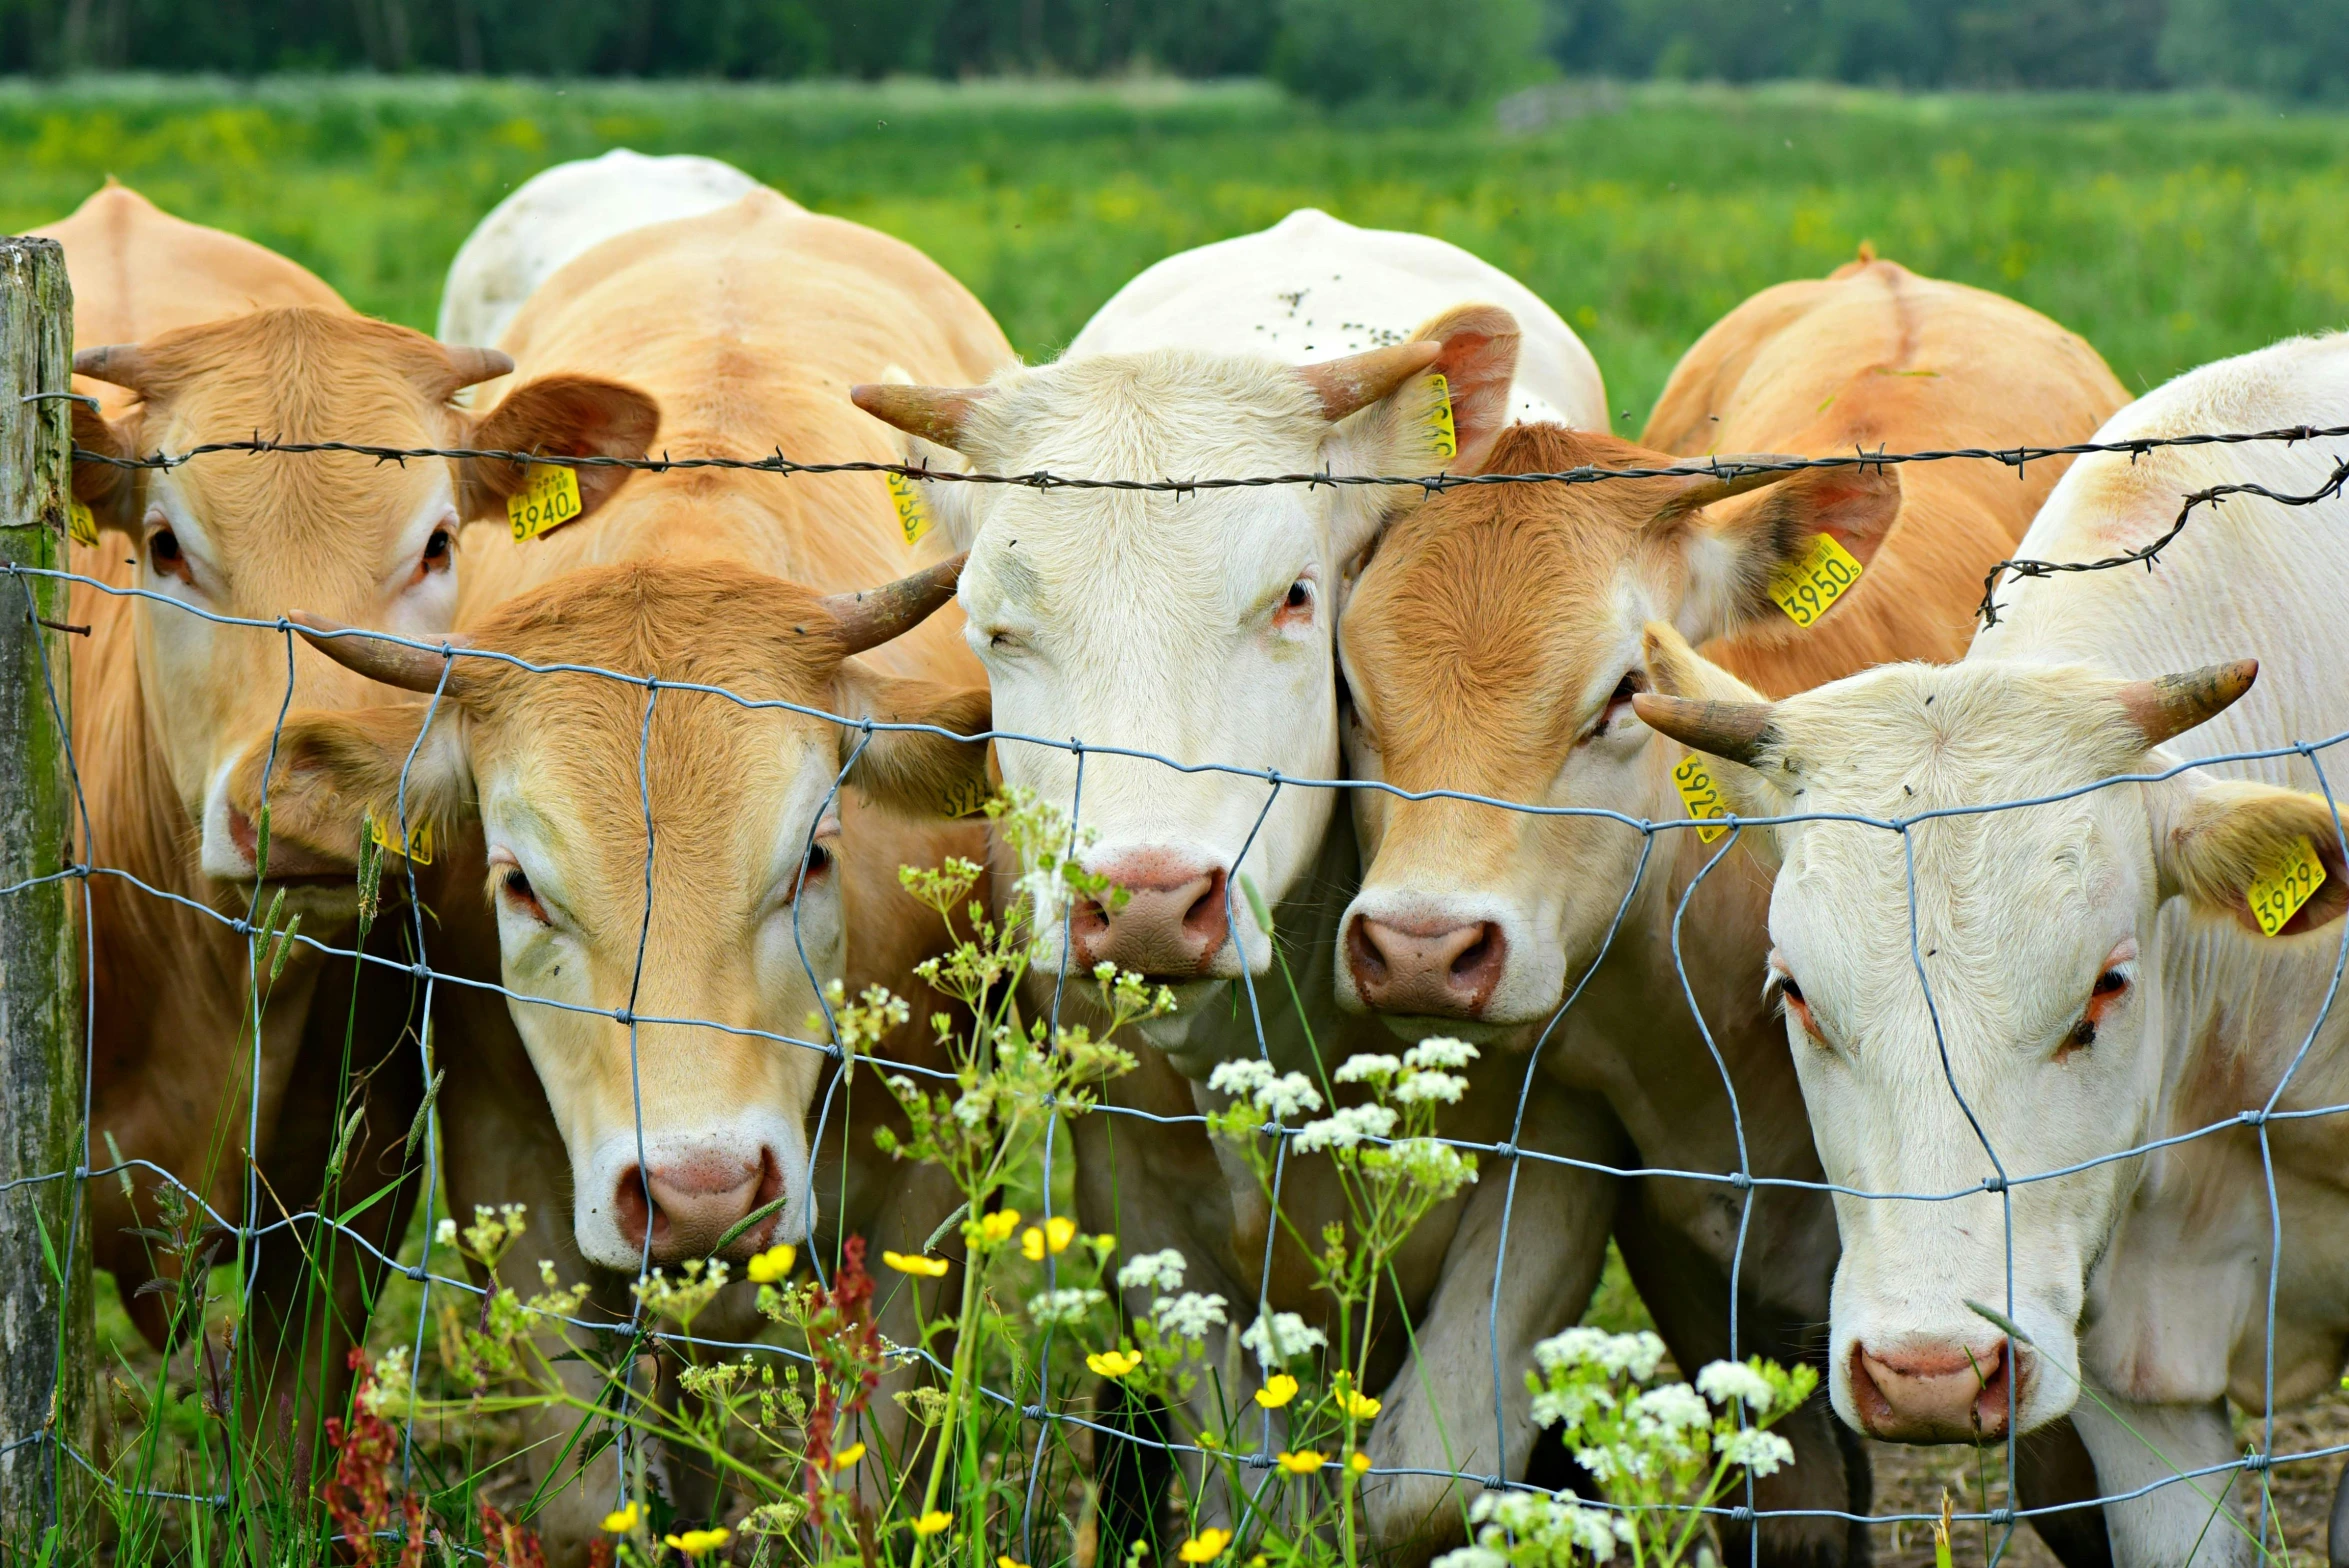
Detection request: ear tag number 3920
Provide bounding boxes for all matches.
[885,471,932,547]
[1768,533,1864,628]
[366,813,434,866]
[2249,835,2326,937]
[508,464,584,541]
[1414,372,1457,463]
[1672,755,1730,844]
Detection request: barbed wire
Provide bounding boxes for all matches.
[12,418,2349,1564]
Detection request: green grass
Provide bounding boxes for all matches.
[3,74,2347,428]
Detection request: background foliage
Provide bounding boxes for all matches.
[0,0,2334,100]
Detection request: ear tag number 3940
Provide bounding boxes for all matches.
[366,813,434,866]
[885,471,932,547]
[508,464,584,541]
[1414,372,1457,463]
[1768,533,1864,628]
[2249,835,2326,937]
[1672,755,1730,844]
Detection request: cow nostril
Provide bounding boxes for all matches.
[614,1167,655,1250]
[1182,869,1229,946]
[1451,923,1502,984]
[1347,916,1391,985]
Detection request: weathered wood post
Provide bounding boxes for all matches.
[0,235,91,1556]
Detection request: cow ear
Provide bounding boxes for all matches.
[70,401,142,541]
[460,375,661,526]
[1677,462,1903,642]
[2154,778,2349,937]
[225,704,471,879]
[833,662,994,821]
[1636,621,1792,871]
[1356,304,1521,478]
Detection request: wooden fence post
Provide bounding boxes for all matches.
[0,234,91,1556]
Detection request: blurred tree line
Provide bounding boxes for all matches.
[0,0,2334,101]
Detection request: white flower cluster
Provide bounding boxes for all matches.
[1695,1359,1776,1411]
[1392,1070,1468,1104]
[1405,1037,1479,1069]
[1151,1292,1229,1340]
[1333,1053,1401,1083]
[1294,1102,1398,1153]
[1026,1287,1107,1327]
[1717,1426,1796,1477]
[358,1346,413,1418]
[1534,1327,1667,1380]
[1384,1137,1477,1195]
[1207,1058,1326,1120]
[1115,1248,1187,1293]
[1447,1489,1633,1565]
[1238,1309,1327,1368]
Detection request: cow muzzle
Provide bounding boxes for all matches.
[1345,913,1506,1017]
[1070,852,1231,978]
[611,1147,787,1264]
[1846,1335,2027,1443]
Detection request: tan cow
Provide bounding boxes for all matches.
[1333,257,2129,1561]
[34,182,649,1484]
[223,189,1009,1556]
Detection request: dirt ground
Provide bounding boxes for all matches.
[1865,1390,2349,1568]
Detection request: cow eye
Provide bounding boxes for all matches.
[148,525,192,585]
[1273,578,1314,630]
[498,865,550,925]
[421,526,453,570]
[2092,968,2128,997]
[803,840,833,881]
[1592,672,1646,736]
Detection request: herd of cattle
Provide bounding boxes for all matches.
[32,147,2349,1566]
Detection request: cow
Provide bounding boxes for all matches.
[1330,255,2132,1562]
[224,187,1010,1559]
[850,207,1622,1555]
[436,149,770,352]
[33,180,646,1483]
[1636,331,2349,1568]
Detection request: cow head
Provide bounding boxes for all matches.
[851,306,1519,1043]
[1334,425,1901,1032]
[220,557,988,1268]
[69,306,654,906]
[1637,635,2346,1441]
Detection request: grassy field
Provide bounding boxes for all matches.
[4,75,2348,428]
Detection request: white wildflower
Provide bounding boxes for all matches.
[1151,1292,1229,1339]
[1115,1249,1187,1293]
[1253,1072,1324,1119]
[1207,1059,1275,1099]
[358,1346,412,1418]
[1293,1102,1398,1153]
[1718,1426,1796,1477]
[1239,1310,1327,1367]
[1026,1288,1106,1327]
[1404,1037,1479,1070]
[1392,1070,1468,1104]
[1431,1550,1508,1568]
[1696,1359,1777,1411]
[1530,1380,1615,1430]
[1631,1383,1711,1434]
[1332,1053,1401,1084]
[434,1217,457,1248]
[1385,1137,1476,1195]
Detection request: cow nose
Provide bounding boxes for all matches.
[613,1148,783,1262]
[1069,862,1229,977]
[1847,1338,2020,1442]
[1346,915,1506,1016]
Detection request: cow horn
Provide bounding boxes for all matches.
[1297,340,1443,423]
[290,611,475,697]
[443,346,515,391]
[1630,693,1781,768]
[817,553,968,656]
[2115,659,2258,749]
[1655,454,1813,517]
[851,383,990,452]
[74,344,153,394]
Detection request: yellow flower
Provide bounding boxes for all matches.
[1087,1349,1143,1379]
[999,1559,1031,1568]
[1254,1374,1299,1409]
[1020,1216,1078,1260]
[883,1250,951,1278]
[912,1510,953,1537]
[746,1244,796,1284]
[1276,1449,1325,1475]
[601,1500,642,1533]
[1335,1389,1381,1421]
[665,1528,731,1558]
[831,1441,866,1471]
[1177,1528,1234,1563]
[1349,1451,1372,1474]
[976,1208,1022,1245]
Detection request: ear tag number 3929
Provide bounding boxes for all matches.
[1413,372,1457,463]
[2249,835,2326,937]
[885,471,932,547]
[1768,533,1864,629]
[67,498,98,548]
[508,464,584,541]
[1672,755,1730,844]
[366,813,434,866]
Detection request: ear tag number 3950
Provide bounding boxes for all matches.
[508,464,584,541]
[366,813,434,866]
[1672,755,1730,844]
[885,471,932,547]
[1768,533,1864,628]
[2249,835,2326,937]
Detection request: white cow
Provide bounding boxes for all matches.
[855,208,1618,1557]
[437,149,771,350]
[1636,332,2349,1568]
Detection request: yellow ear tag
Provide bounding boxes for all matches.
[2248,835,2326,937]
[366,813,434,866]
[507,464,584,541]
[1671,755,1730,844]
[67,498,98,548]
[1767,533,1865,629]
[884,471,931,547]
[938,776,993,820]
[1409,372,1457,463]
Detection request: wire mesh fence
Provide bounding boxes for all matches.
[9,269,2349,1567]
